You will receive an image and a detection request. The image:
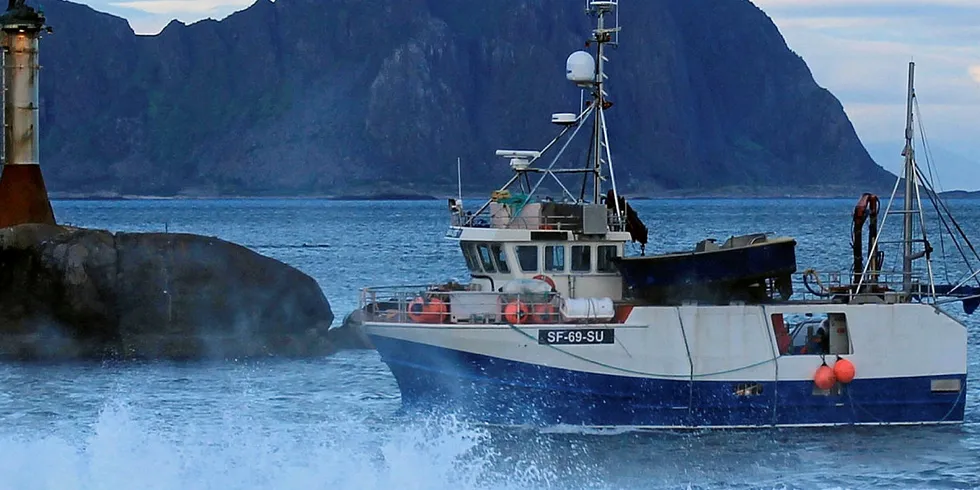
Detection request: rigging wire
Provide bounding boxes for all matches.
[914,97,951,283]
[914,164,980,288]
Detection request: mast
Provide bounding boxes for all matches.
[591,5,605,204]
[586,0,620,216]
[902,61,916,293]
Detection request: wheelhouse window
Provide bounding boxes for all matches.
[545,245,565,272]
[597,245,618,273]
[460,243,481,272]
[476,244,496,273]
[491,244,510,273]
[516,246,539,273]
[571,245,591,272]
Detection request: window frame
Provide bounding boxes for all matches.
[571,245,592,273]
[596,245,618,273]
[515,245,539,273]
[491,244,510,273]
[460,242,482,273]
[544,245,566,273]
[476,244,497,273]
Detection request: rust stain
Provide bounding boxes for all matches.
[0,164,55,228]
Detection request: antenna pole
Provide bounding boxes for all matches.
[586,1,620,215]
[592,7,605,205]
[457,156,462,205]
[902,61,916,293]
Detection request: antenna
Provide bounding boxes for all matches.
[583,0,621,215]
[457,157,463,206]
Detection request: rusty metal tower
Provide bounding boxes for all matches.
[0,0,54,228]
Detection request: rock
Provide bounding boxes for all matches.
[329,309,375,350]
[0,224,335,361]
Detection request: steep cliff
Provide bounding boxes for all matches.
[34,0,892,197]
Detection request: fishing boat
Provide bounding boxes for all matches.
[354,1,977,428]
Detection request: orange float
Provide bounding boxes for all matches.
[503,300,531,324]
[407,296,449,323]
[813,364,836,390]
[531,303,558,324]
[833,357,856,384]
[424,297,449,324]
[407,297,427,322]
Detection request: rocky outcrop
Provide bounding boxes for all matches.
[34,0,892,197]
[0,224,335,360]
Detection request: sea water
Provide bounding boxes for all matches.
[1,198,978,490]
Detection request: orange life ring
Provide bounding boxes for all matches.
[532,274,557,291]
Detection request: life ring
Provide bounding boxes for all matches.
[532,274,557,291]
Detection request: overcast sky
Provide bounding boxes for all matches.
[74,0,980,190]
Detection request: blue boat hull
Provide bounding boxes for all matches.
[370,335,966,428]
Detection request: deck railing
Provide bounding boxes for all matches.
[789,269,927,303]
[451,212,627,232]
[359,284,609,325]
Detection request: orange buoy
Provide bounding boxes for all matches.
[423,297,449,323]
[813,364,836,390]
[407,297,427,322]
[833,357,856,384]
[503,300,531,324]
[531,303,558,324]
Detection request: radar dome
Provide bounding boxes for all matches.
[566,51,596,86]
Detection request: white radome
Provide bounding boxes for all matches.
[566,50,596,85]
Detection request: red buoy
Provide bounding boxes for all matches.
[834,358,856,384]
[424,297,449,323]
[503,300,531,324]
[813,364,836,390]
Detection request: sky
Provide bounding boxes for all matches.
[73,0,980,191]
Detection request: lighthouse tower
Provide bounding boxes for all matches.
[0,0,54,228]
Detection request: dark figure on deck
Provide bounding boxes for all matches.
[805,327,829,355]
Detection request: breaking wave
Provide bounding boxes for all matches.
[0,400,602,490]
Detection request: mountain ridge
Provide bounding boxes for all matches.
[31,0,893,197]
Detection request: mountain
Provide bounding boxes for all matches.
[33,0,893,197]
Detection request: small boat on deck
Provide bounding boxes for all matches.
[615,233,798,304]
[352,1,977,429]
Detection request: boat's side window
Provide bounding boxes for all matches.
[491,244,510,273]
[545,245,565,272]
[476,244,496,273]
[516,246,538,273]
[597,245,618,273]
[460,243,481,273]
[771,312,851,356]
[571,245,591,272]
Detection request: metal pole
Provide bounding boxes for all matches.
[902,61,916,293]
